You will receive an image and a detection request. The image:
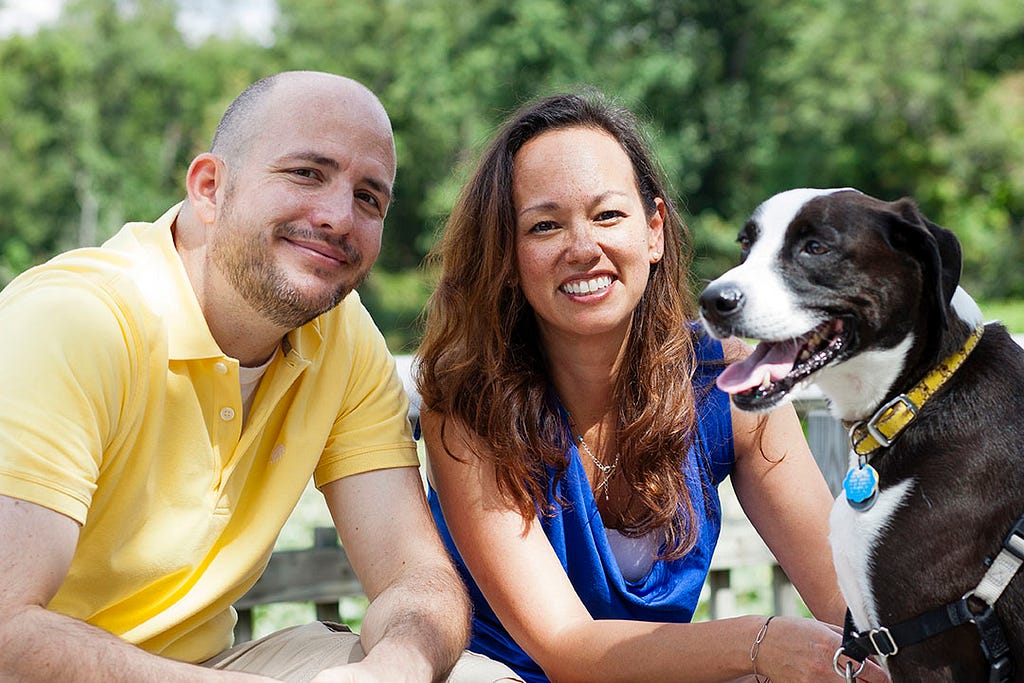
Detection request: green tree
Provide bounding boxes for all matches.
[0,0,267,282]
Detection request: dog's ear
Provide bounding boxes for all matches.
[884,197,963,327]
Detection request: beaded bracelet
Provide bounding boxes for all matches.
[750,615,775,683]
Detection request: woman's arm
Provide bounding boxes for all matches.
[423,409,885,683]
[723,336,846,624]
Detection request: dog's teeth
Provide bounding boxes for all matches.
[799,349,811,361]
[759,370,772,390]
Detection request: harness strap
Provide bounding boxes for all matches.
[841,599,974,660]
[975,516,1024,605]
[836,512,1024,681]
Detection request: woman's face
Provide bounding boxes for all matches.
[512,126,664,347]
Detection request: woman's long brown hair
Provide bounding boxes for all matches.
[416,89,707,559]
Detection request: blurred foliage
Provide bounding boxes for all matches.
[980,300,1024,332]
[2,0,1024,348]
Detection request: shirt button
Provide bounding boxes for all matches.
[214,361,228,374]
[220,407,236,421]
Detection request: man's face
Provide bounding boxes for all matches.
[209,83,396,330]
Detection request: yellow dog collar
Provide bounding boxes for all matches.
[846,324,985,456]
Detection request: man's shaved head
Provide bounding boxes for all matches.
[209,71,391,166]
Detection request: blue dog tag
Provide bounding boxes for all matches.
[843,463,879,511]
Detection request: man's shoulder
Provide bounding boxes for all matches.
[0,211,185,343]
[7,206,180,299]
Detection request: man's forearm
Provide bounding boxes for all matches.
[357,563,471,682]
[0,605,272,683]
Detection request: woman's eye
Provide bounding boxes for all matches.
[595,210,623,223]
[531,220,558,233]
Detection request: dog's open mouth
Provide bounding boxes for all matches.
[716,318,850,409]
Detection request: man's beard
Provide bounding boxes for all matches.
[212,219,366,330]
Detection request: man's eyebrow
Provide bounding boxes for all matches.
[284,151,393,202]
[364,176,393,203]
[286,151,340,170]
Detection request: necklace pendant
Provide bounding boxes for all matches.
[843,462,879,511]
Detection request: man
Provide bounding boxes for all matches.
[0,71,517,682]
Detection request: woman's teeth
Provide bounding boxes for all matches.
[561,275,612,295]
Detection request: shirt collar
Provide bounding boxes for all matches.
[105,202,326,363]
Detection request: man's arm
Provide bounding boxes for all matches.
[0,495,273,683]
[317,467,471,682]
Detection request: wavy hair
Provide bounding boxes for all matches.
[416,89,706,559]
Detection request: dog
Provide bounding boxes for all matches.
[697,188,1024,681]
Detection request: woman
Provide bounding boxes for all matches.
[416,90,886,683]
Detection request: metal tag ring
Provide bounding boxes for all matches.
[833,648,867,679]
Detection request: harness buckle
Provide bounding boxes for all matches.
[868,626,899,657]
[1001,514,1024,562]
[866,394,918,448]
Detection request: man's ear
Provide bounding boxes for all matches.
[186,153,224,224]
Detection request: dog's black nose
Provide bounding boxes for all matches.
[699,282,745,320]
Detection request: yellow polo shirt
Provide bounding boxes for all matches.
[0,204,418,662]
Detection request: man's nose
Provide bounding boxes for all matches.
[310,191,355,234]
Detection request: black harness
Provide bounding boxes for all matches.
[835,514,1024,682]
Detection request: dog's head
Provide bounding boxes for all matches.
[698,188,964,417]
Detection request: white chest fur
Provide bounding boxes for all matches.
[830,469,915,630]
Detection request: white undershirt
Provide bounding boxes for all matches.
[605,528,661,582]
[239,350,276,425]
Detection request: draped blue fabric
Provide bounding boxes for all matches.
[428,332,735,682]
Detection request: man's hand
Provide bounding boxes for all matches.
[322,467,471,682]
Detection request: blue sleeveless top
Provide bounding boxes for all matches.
[427,333,735,683]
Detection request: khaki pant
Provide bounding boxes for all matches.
[202,621,523,682]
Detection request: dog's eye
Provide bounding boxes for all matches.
[737,234,752,251]
[803,240,829,256]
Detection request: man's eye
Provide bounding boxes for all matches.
[356,191,380,208]
[291,168,318,179]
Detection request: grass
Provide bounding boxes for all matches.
[978,299,1024,332]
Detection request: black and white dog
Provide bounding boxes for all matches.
[698,188,1024,681]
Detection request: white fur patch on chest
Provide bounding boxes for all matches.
[830,470,914,631]
[815,337,913,421]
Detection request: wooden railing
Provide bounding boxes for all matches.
[233,527,360,642]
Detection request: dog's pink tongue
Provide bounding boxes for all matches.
[716,339,800,395]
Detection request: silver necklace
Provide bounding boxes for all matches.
[570,417,621,500]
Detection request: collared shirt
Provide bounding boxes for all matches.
[0,203,418,662]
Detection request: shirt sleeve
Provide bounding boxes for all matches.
[313,298,418,486]
[0,273,137,524]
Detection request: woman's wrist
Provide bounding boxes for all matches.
[749,615,775,682]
